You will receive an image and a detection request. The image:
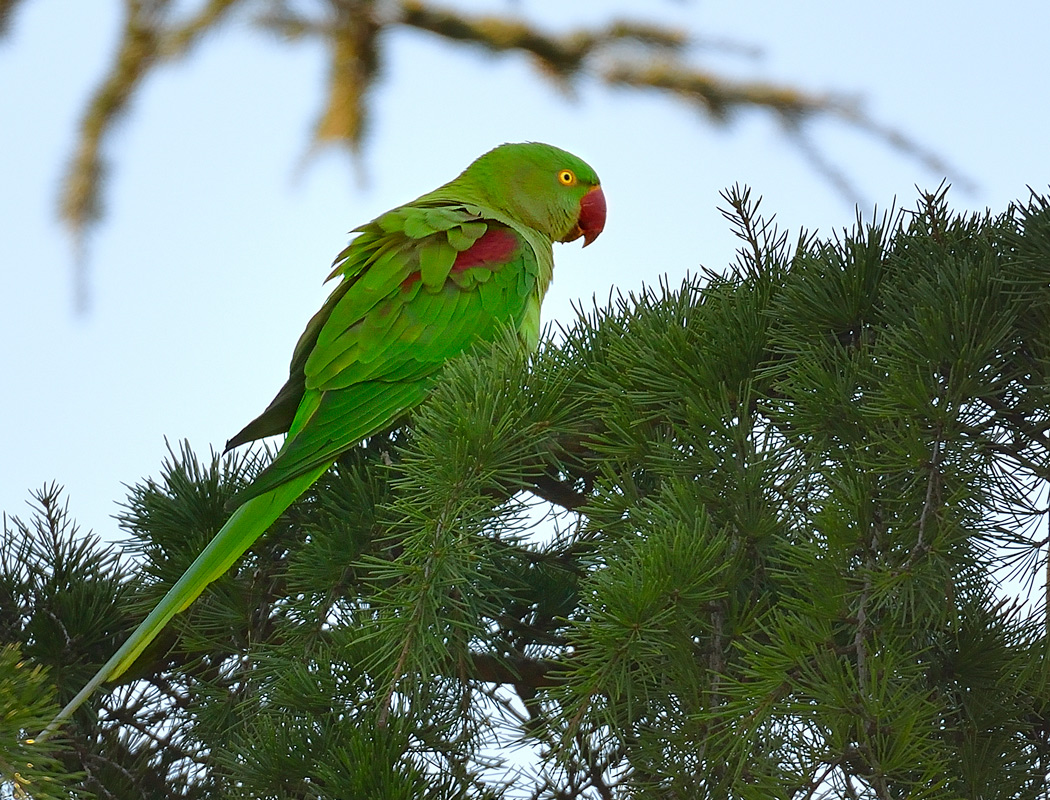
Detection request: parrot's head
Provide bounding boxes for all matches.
[462,142,605,247]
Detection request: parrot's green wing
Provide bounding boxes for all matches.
[229,201,551,503]
[38,201,548,740]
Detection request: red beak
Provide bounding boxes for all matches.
[562,185,606,247]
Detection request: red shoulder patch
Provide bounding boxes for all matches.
[453,228,519,272]
[400,227,519,291]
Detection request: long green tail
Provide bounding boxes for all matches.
[37,463,329,742]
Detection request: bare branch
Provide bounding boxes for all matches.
[0,0,27,37]
[60,0,168,310]
[44,0,967,307]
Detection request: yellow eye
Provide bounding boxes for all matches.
[558,169,576,186]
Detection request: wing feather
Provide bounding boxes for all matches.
[228,201,549,504]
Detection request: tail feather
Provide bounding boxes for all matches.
[36,462,330,742]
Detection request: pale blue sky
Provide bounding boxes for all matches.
[2,0,1048,541]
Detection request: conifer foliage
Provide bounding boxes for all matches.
[8,187,1050,798]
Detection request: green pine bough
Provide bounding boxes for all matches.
[37,142,605,740]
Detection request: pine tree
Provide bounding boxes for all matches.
[7,186,1050,798]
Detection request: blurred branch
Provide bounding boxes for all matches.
[30,0,969,307]
[0,0,26,37]
[160,0,240,58]
[312,1,380,151]
[60,0,168,311]
[399,1,687,82]
[603,60,832,120]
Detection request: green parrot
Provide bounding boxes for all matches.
[38,142,604,740]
